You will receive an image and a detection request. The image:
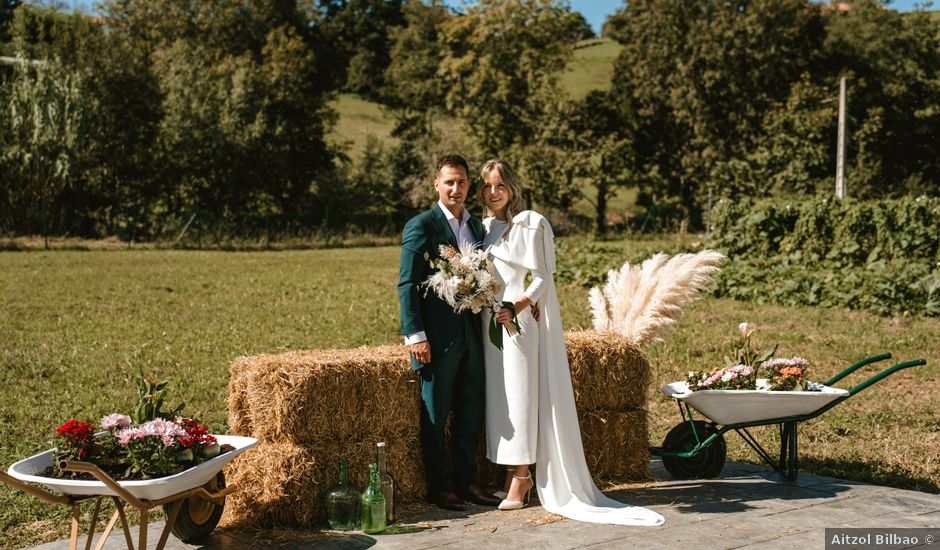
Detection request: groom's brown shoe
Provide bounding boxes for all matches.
[457,484,502,507]
[429,491,466,511]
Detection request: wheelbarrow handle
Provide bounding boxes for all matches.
[60,460,147,509]
[0,470,71,505]
[848,358,927,396]
[823,353,892,386]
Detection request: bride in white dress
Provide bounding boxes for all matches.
[478,159,664,526]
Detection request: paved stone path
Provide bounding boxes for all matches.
[23,459,940,549]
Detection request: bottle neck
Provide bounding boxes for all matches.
[366,464,380,495]
[376,445,387,473]
[339,460,349,485]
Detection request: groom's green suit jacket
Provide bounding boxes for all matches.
[398,205,485,371]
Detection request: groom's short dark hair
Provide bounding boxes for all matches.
[436,154,470,178]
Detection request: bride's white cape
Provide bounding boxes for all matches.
[490,211,664,526]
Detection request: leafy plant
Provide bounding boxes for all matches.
[133,371,184,424]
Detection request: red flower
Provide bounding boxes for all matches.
[177,417,216,445]
[55,420,95,442]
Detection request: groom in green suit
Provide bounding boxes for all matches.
[398,154,500,511]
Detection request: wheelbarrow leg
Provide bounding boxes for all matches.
[788,422,799,480]
[138,506,148,550]
[84,497,102,550]
[111,496,135,550]
[95,509,122,550]
[156,500,183,550]
[69,503,81,550]
[778,422,799,481]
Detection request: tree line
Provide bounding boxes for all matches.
[0,0,938,240]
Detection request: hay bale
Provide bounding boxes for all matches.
[221,436,428,528]
[566,331,650,411]
[228,333,649,445]
[224,331,653,528]
[222,410,651,528]
[578,409,652,484]
[234,346,420,444]
[227,357,254,436]
[220,442,319,528]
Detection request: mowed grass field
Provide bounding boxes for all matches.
[1,241,938,547]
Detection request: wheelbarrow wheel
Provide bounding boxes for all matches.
[163,471,225,543]
[661,420,726,479]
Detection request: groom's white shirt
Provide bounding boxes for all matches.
[403,201,475,346]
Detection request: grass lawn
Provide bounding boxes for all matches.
[1,240,937,547]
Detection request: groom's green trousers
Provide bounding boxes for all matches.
[417,319,485,496]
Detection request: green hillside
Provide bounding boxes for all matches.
[329,38,624,159]
[327,93,399,159]
[560,38,623,100]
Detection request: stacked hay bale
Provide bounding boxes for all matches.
[221,331,650,528]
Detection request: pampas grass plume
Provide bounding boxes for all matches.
[590,250,726,347]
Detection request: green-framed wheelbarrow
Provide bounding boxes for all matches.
[650,353,927,480]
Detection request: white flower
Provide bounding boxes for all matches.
[721,372,734,382]
[738,322,752,337]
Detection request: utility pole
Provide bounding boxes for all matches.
[835,75,847,200]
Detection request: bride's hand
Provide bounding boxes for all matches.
[495,306,515,325]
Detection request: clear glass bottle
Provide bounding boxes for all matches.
[360,463,386,534]
[325,459,359,530]
[376,442,396,524]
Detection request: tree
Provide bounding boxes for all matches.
[820,1,940,197]
[311,0,405,99]
[565,90,634,235]
[0,0,21,44]
[563,11,594,42]
[384,0,449,112]
[437,0,577,155]
[609,0,824,226]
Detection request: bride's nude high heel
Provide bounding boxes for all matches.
[497,473,533,511]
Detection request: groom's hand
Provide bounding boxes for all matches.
[410,341,431,364]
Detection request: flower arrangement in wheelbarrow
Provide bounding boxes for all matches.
[48,373,230,481]
[686,322,811,392]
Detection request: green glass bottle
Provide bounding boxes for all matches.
[325,459,359,530]
[360,463,386,534]
[376,442,396,524]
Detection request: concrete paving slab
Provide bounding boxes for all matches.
[18,459,940,550]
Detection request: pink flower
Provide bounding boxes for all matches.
[116,418,188,447]
[116,427,141,446]
[100,414,132,431]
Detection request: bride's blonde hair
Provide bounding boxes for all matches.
[479,159,526,222]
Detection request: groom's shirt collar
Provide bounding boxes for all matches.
[437,201,474,249]
[438,201,469,225]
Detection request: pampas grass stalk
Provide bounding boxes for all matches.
[591,250,726,347]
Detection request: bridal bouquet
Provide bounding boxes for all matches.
[423,242,518,349]
[423,242,501,314]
